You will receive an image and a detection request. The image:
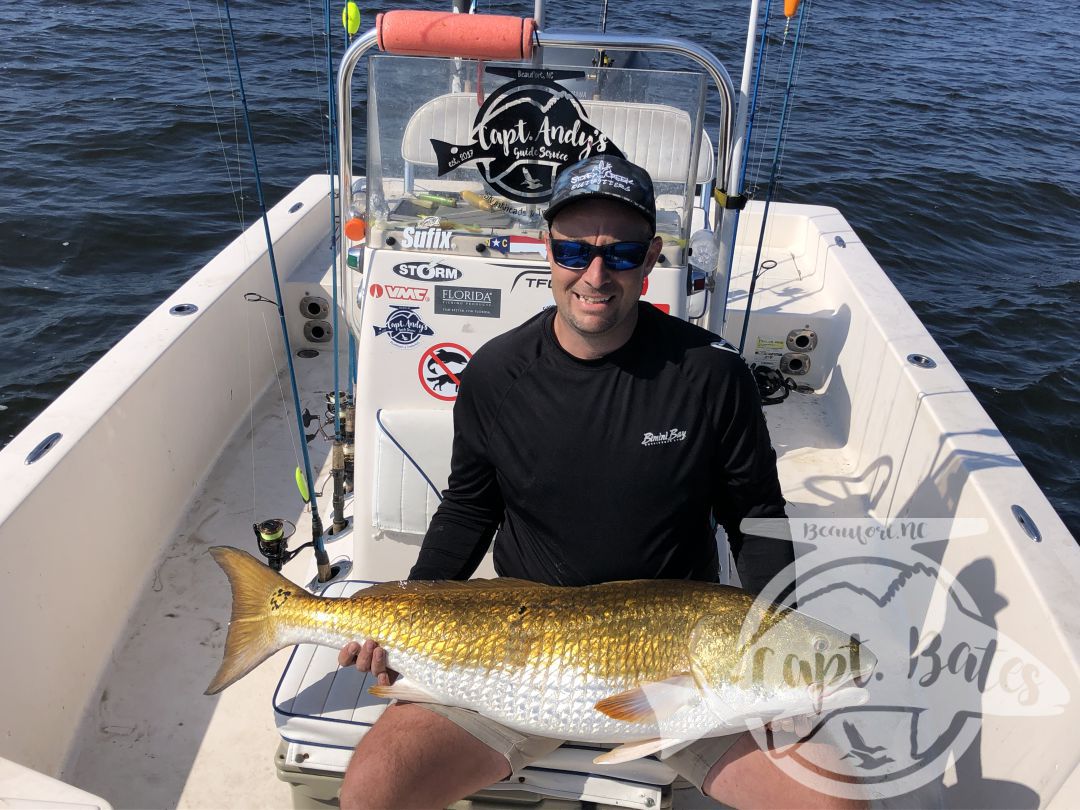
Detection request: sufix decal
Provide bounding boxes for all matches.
[402,226,453,250]
[430,67,624,204]
[372,306,434,348]
[392,261,462,282]
[418,343,472,401]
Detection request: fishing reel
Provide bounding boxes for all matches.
[253,518,314,571]
[325,390,356,493]
[325,390,353,422]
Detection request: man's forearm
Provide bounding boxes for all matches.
[408,510,498,580]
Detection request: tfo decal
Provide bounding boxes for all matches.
[372,306,434,348]
[392,261,463,282]
[418,343,472,401]
[430,66,624,204]
[369,283,429,302]
[510,269,552,292]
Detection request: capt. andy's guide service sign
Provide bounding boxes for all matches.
[430,67,624,203]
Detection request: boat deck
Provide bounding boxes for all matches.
[57,239,876,808]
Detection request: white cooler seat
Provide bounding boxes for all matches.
[274,580,679,809]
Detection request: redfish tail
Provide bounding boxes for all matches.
[205,546,294,695]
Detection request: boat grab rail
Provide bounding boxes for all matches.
[335,14,739,330]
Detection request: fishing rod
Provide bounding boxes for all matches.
[736,0,809,355]
[222,0,332,581]
[326,0,350,536]
[343,1,361,493]
[738,0,775,186]
[709,0,769,333]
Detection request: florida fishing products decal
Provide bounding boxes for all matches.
[434,286,501,319]
[372,306,434,348]
[430,67,624,203]
[418,343,472,401]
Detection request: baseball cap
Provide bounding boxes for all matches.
[543,155,656,233]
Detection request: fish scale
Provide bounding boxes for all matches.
[207,547,874,754]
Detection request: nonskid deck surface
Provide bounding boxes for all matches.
[61,249,866,808]
[64,349,347,809]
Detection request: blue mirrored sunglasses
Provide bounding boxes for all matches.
[549,239,652,272]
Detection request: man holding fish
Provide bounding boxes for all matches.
[335,155,865,809]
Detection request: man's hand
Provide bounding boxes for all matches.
[768,713,816,739]
[338,640,398,686]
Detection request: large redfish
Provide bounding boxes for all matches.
[206,547,874,762]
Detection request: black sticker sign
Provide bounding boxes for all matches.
[430,67,624,204]
[418,343,472,401]
[372,306,434,348]
[434,285,501,318]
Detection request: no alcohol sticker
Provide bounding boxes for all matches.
[418,343,472,401]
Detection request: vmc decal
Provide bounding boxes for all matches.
[430,67,624,204]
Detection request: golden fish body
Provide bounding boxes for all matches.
[207,547,874,755]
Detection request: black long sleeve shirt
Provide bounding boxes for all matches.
[409,302,793,594]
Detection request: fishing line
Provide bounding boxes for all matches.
[221,0,330,574]
[737,0,810,355]
[186,1,244,229]
[771,0,814,189]
[748,25,788,198]
[738,0,775,190]
[306,0,331,176]
[212,0,246,224]
[247,297,258,519]
[260,311,303,476]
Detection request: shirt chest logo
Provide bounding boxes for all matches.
[641,427,687,447]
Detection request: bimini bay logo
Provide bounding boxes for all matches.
[641,427,687,447]
[430,67,624,203]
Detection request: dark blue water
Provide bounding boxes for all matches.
[1,0,1076,537]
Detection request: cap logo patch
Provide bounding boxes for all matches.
[569,160,635,193]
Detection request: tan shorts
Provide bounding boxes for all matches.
[416,703,743,793]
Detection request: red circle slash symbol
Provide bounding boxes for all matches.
[418,343,472,401]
